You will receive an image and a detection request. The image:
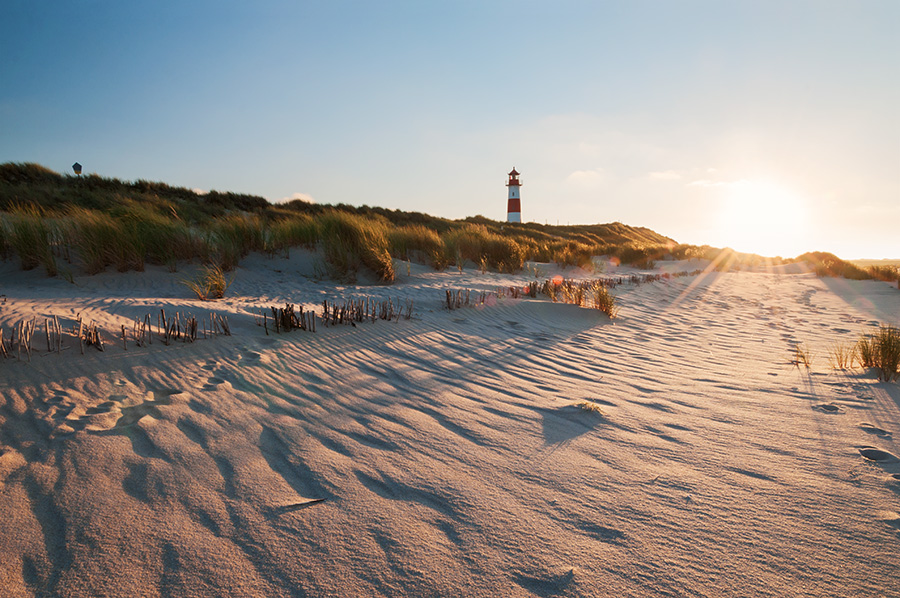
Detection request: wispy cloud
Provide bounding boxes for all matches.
[277,192,316,204]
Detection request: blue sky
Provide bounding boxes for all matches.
[2,1,897,258]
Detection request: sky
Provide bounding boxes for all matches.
[2,1,897,259]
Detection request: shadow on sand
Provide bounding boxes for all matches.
[524,404,609,446]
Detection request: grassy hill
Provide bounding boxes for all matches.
[3,162,893,286]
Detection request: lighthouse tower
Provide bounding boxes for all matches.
[506,167,522,223]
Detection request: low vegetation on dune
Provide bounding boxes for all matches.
[857,325,900,382]
[1,162,892,284]
[801,251,900,284]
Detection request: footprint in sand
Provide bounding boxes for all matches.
[107,390,182,429]
[238,349,269,364]
[875,511,900,535]
[859,423,892,438]
[813,403,842,414]
[857,447,898,463]
[201,376,227,392]
[47,389,69,403]
[63,390,184,434]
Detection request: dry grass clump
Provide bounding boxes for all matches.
[857,326,900,382]
[827,342,856,370]
[543,277,619,318]
[792,344,813,369]
[182,264,232,300]
[588,285,618,318]
[576,401,606,415]
[318,210,395,282]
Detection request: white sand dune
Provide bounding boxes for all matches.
[1,253,899,597]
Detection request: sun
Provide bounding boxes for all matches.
[711,179,811,258]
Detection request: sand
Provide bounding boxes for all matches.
[1,253,899,597]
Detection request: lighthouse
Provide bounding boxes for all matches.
[506,167,522,223]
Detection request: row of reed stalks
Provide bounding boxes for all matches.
[256,304,317,335]
[1,310,231,361]
[444,271,666,318]
[0,315,105,360]
[321,297,414,325]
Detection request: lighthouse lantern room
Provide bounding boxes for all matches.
[506,167,522,223]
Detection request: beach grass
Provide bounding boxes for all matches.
[827,342,856,370]
[207,213,267,271]
[182,264,232,300]
[318,210,395,282]
[793,344,813,369]
[7,204,57,275]
[267,214,318,256]
[576,401,606,415]
[589,285,619,318]
[441,224,525,273]
[388,224,444,269]
[859,325,900,382]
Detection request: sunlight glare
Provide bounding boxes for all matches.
[712,179,810,258]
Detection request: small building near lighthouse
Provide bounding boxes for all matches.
[506,167,522,223]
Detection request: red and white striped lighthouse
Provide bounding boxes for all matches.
[506,167,522,223]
